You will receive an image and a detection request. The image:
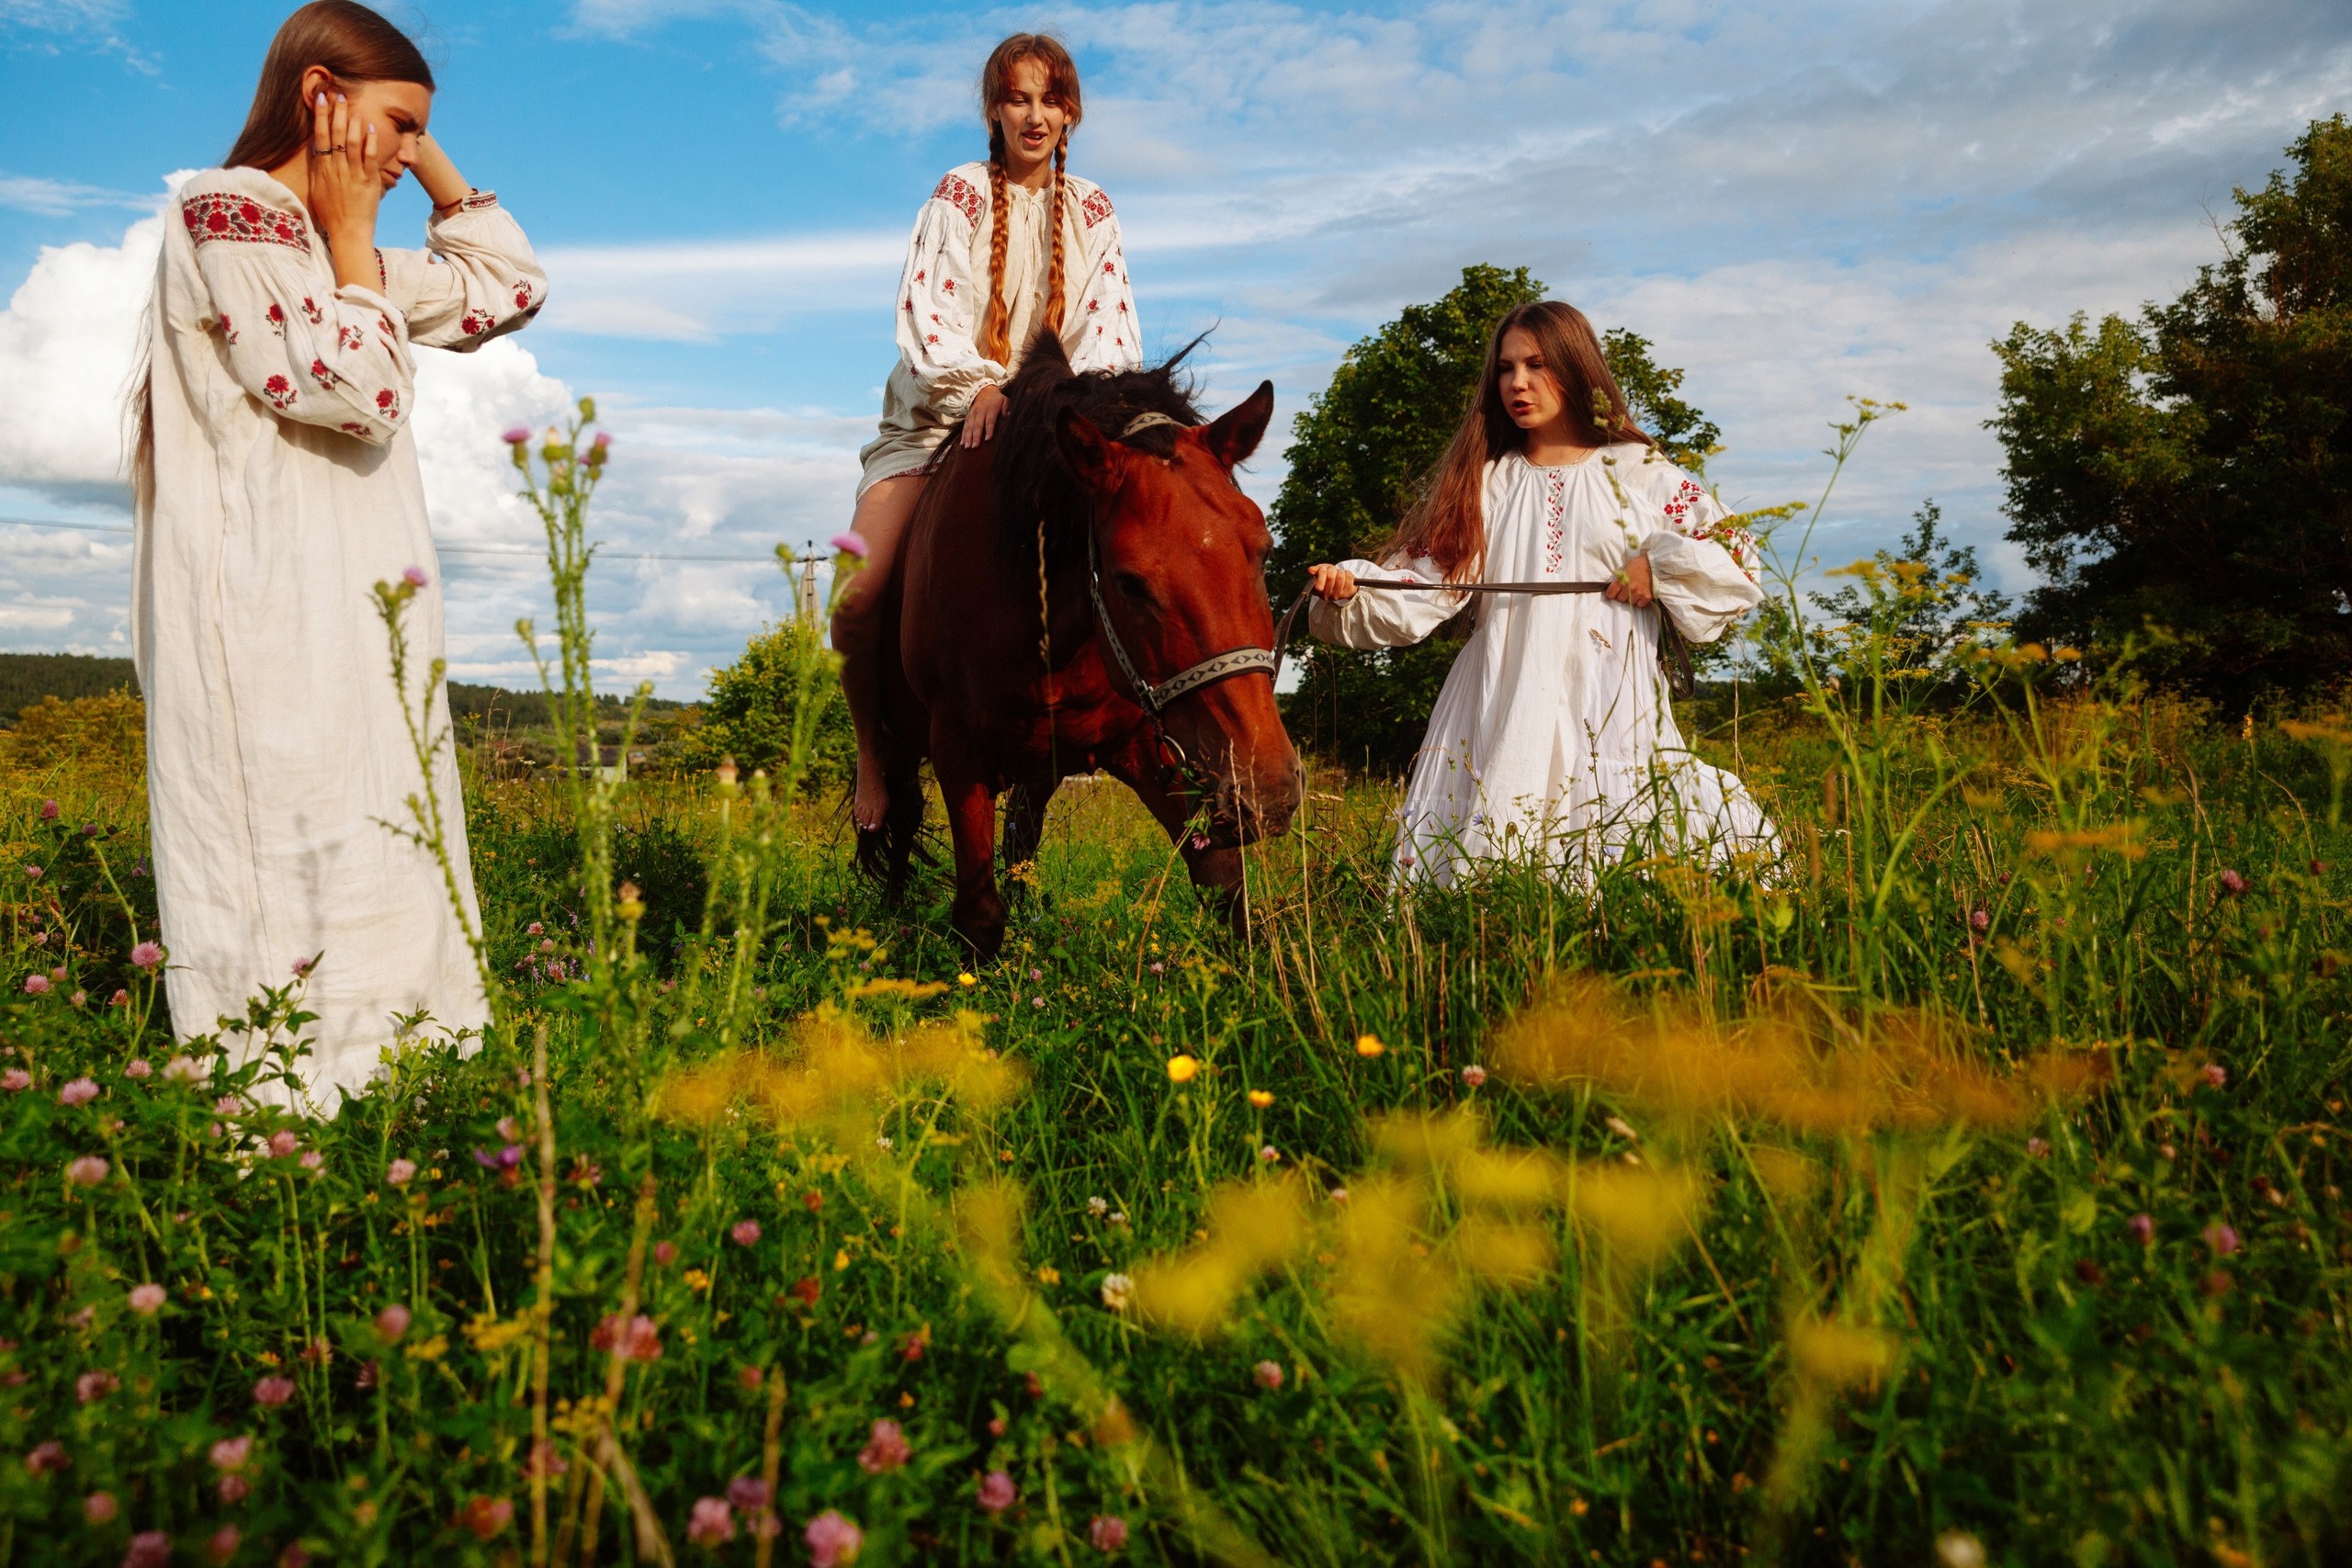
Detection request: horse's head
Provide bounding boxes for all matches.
[1057,381,1304,847]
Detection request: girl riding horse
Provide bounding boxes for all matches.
[834,33,1141,840]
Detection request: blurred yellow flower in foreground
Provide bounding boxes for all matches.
[1247,1089,1274,1109]
[1354,1033,1385,1058]
[1166,1055,1200,1083]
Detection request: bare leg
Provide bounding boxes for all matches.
[831,473,925,831]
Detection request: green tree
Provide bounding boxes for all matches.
[686,618,854,789]
[1991,115,2352,700]
[1748,501,2014,697]
[1269,265,1722,773]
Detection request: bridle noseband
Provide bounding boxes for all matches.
[1084,412,1285,786]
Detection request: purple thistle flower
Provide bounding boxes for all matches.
[2203,1222,2242,1257]
[685,1496,735,1547]
[2126,1213,2154,1246]
[130,941,163,970]
[1089,1515,1129,1552]
[729,1219,761,1247]
[402,566,429,588]
[830,531,870,559]
[804,1511,862,1568]
[977,1470,1016,1514]
[59,1077,97,1106]
[857,1418,910,1474]
[252,1374,296,1408]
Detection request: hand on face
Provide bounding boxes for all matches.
[305,87,386,245]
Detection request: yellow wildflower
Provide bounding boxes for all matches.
[1166,1055,1200,1083]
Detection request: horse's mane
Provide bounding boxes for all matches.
[926,328,1205,574]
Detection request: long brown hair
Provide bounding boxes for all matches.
[224,1,435,170]
[976,33,1081,367]
[128,3,434,511]
[1385,300,1652,581]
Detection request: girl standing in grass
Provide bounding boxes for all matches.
[1306,301,1777,887]
[128,1,546,1106]
[833,32,1142,835]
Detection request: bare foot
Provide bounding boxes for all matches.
[853,749,889,831]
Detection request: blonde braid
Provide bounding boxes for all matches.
[1045,135,1069,342]
[980,136,1013,367]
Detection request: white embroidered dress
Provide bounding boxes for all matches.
[134,165,548,1107]
[1309,446,1780,887]
[858,161,1142,493]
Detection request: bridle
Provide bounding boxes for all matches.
[1083,412,1289,787]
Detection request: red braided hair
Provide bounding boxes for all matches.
[975,33,1082,367]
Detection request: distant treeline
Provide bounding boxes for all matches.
[0,653,138,725]
[0,652,684,728]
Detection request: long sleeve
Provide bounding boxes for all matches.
[1641,472,1764,644]
[1068,192,1142,374]
[1307,553,1467,649]
[376,190,548,350]
[179,179,415,447]
[893,172,1002,423]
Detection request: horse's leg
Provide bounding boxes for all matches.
[935,748,1010,958]
[1104,748,1250,940]
[1000,775,1058,908]
[880,752,925,905]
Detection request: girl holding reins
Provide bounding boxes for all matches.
[1306,300,1779,887]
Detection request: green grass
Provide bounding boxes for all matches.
[3,683,2348,1567]
[2,408,2346,1567]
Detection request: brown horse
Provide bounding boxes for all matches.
[864,335,1304,956]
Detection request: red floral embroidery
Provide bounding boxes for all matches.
[377,314,396,339]
[1086,298,1100,313]
[182,191,309,252]
[941,278,956,294]
[514,285,533,310]
[262,374,297,412]
[375,388,401,419]
[300,297,322,324]
[913,269,926,284]
[925,333,940,344]
[374,249,386,291]
[932,173,983,227]
[1102,260,1116,275]
[217,314,238,344]
[1543,469,1567,575]
[1080,186,1114,229]
[456,189,499,212]
[461,310,492,336]
[339,324,364,351]
[266,303,286,335]
[307,358,334,390]
[339,422,369,436]
[1661,475,1759,584]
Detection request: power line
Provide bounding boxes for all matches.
[0,516,801,565]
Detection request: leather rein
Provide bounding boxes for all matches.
[1081,414,1693,785]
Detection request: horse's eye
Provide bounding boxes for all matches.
[1112,571,1155,606]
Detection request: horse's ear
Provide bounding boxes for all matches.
[1202,380,1275,469]
[1056,408,1118,491]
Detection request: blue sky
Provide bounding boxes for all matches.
[2,0,2346,695]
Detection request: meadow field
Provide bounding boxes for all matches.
[2,414,2347,1568]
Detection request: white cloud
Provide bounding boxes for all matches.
[0,172,153,217]
[0,201,819,696]
[536,230,902,342]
